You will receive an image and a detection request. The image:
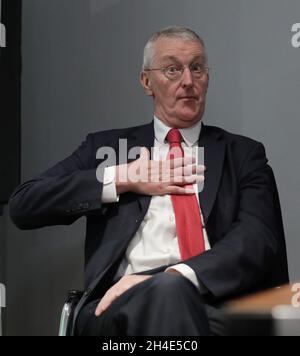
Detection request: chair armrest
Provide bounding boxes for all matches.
[59,290,84,336]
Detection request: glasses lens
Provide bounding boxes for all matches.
[164,66,182,80]
[163,65,208,81]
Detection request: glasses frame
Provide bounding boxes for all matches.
[144,63,210,81]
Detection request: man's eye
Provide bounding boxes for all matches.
[166,66,180,74]
[191,63,204,72]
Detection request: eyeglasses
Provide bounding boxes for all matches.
[144,63,209,81]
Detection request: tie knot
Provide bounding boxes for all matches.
[166,128,182,146]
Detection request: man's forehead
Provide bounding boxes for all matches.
[161,53,205,62]
[153,38,205,61]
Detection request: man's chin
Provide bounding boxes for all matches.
[176,113,203,127]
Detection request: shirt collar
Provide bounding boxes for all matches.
[154,116,202,147]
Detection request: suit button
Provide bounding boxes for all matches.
[84,289,91,297]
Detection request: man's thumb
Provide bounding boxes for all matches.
[139,147,150,160]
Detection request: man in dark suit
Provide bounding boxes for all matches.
[9,27,288,336]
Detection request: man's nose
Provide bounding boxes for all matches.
[181,67,194,88]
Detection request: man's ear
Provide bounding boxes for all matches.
[140,71,154,97]
[206,73,210,93]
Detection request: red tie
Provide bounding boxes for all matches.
[166,128,205,261]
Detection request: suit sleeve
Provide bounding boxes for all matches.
[184,142,287,301]
[9,133,104,230]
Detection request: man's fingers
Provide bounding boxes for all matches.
[170,175,205,185]
[139,147,150,161]
[166,186,196,195]
[95,302,104,317]
[96,305,109,317]
[169,156,195,169]
[95,300,108,317]
[95,294,118,317]
[172,165,205,177]
[196,165,206,174]
[185,175,205,184]
[95,275,152,317]
[147,158,205,182]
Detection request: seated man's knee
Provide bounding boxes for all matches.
[150,272,197,295]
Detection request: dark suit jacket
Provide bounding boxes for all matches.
[9,121,289,331]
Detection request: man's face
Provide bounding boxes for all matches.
[140,38,209,128]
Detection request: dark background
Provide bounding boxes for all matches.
[0,0,21,335]
[0,0,21,205]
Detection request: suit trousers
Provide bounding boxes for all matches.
[76,273,226,336]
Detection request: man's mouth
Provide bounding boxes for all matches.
[179,96,198,100]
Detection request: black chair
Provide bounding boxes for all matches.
[0,283,5,337]
[58,290,83,336]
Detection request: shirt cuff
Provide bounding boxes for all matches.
[101,166,120,203]
[165,264,207,294]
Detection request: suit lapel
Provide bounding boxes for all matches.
[198,124,226,224]
[125,121,155,215]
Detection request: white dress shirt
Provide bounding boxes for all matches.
[101,117,211,289]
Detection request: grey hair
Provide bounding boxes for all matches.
[142,26,208,70]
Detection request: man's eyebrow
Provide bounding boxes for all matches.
[161,54,206,63]
[161,55,181,63]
